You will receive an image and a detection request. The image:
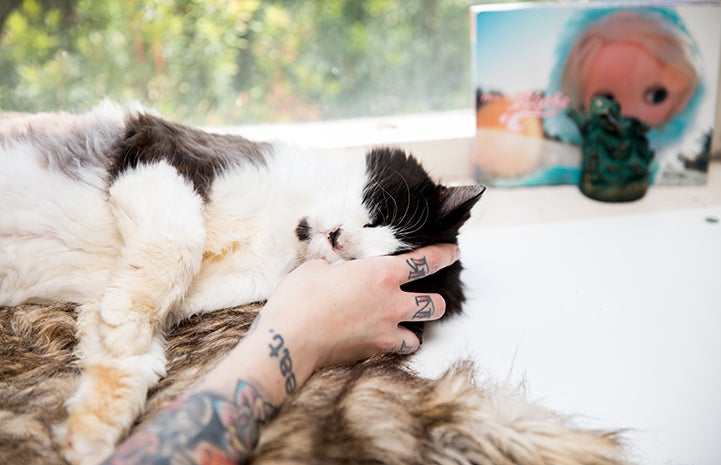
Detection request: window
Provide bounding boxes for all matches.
[0,0,472,126]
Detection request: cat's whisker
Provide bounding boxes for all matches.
[392,173,422,237]
[389,167,412,226]
[403,199,430,237]
[370,178,396,225]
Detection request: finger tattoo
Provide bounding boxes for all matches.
[406,256,430,280]
[412,295,435,319]
[399,339,415,354]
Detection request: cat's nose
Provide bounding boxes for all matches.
[328,227,342,248]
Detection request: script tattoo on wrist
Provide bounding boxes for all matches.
[267,329,297,395]
[406,256,430,280]
[103,380,277,465]
[412,294,435,319]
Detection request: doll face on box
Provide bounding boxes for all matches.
[583,41,692,128]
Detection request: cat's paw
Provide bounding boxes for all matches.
[54,415,117,465]
[98,289,154,357]
[57,362,146,465]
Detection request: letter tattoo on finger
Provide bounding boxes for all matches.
[406,256,430,280]
[398,339,415,354]
[412,295,435,320]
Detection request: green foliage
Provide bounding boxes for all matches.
[0,0,470,125]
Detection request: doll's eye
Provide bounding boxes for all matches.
[644,86,668,105]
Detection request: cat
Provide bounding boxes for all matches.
[0,101,483,465]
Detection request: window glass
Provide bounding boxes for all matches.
[0,0,471,126]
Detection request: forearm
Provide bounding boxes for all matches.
[104,323,313,465]
[103,380,275,465]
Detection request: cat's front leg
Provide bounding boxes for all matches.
[59,163,207,464]
[98,162,207,351]
[58,300,168,465]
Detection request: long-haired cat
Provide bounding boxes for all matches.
[0,102,483,464]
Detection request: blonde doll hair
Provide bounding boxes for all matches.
[561,11,700,118]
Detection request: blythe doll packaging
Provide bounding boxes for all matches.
[472,2,721,191]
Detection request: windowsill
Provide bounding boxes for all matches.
[212,109,477,183]
[468,159,721,230]
[213,107,721,187]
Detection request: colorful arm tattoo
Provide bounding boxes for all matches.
[104,380,276,465]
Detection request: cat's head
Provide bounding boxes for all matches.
[295,147,484,323]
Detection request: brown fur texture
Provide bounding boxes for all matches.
[0,303,631,465]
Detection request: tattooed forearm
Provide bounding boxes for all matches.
[406,256,430,280]
[104,381,276,465]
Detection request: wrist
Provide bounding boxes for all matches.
[197,320,318,406]
[250,319,320,396]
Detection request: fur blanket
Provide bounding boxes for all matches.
[0,303,631,465]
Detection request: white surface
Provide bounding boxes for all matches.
[412,164,721,465]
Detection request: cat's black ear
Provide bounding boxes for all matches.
[439,184,485,217]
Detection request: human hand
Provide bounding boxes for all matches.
[256,243,461,375]
[197,243,460,406]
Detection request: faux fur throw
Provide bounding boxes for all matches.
[0,303,630,465]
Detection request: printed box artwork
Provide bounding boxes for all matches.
[471,1,721,188]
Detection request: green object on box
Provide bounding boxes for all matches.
[568,96,655,202]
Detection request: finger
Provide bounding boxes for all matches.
[395,331,421,355]
[401,292,446,323]
[397,243,460,285]
[378,326,421,356]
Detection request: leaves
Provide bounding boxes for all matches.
[0,0,470,125]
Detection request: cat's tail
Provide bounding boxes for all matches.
[253,356,631,465]
[418,360,630,465]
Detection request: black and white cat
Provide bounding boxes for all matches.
[0,101,483,464]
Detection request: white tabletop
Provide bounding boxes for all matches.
[412,161,721,465]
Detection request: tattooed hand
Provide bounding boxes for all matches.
[105,243,459,465]
[257,243,460,370]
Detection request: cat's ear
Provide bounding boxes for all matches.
[439,184,485,217]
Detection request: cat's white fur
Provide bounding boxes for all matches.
[0,102,403,464]
[0,104,402,310]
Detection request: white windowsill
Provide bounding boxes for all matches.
[213,109,478,183]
